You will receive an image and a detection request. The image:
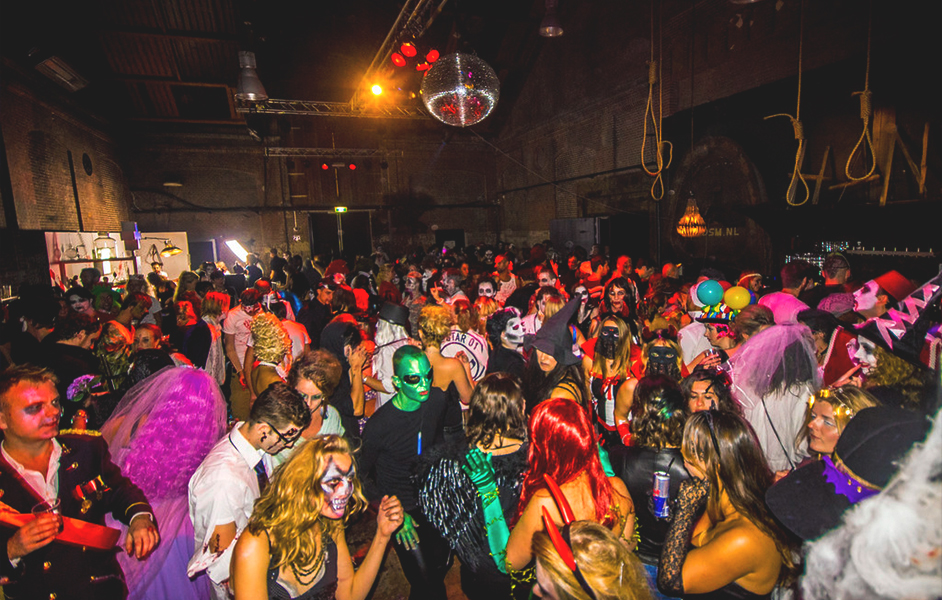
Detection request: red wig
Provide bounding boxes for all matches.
[512,398,615,527]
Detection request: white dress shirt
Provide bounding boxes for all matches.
[187,422,271,599]
[1,439,62,502]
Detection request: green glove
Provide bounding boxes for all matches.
[395,513,420,551]
[597,442,615,477]
[463,448,510,573]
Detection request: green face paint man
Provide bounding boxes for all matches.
[390,346,432,412]
[390,345,432,548]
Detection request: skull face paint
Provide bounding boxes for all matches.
[596,325,620,359]
[321,455,356,519]
[393,351,433,403]
[478,283,495,298]
[503,317,525,346]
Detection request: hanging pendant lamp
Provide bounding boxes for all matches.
[676,192,706,238]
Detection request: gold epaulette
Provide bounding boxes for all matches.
[59,429,102,437]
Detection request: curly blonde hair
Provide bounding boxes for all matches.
[251,312,291,364]
[247,435,366,572]
[418,304,454,348]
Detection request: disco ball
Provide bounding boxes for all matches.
[420,53,500,127]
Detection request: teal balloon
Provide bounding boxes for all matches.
[697,280,724,305]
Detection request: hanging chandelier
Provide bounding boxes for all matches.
[676,193,706,237]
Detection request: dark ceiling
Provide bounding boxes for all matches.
[1,0,561,129]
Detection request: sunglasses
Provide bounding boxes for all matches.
[401,369,433,385]
[264,420,303,448]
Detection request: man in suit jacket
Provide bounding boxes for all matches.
[0,365,158,600]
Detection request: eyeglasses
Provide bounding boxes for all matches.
[402,370,433,385]
[264,420,303,448]
[703,410,721,456]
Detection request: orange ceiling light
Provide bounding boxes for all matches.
[676,194,706,238]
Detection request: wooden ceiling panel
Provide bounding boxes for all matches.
[100,32,177,78]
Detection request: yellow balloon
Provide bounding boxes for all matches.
[724,286,751,310]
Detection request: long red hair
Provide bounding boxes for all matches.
[512,398,615,527]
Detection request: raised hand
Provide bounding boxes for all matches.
[377,495,404,539]
[462,448,497,491]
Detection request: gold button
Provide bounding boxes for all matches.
[43,561,52,571]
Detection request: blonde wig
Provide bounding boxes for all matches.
[251,312,291,364]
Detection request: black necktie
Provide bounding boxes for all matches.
[254,459,269,493]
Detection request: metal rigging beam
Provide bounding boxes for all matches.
[235,98,429,120]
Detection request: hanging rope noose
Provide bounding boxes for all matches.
[641,1,672,201]
[846,0,876,181]
[765,0,810,206]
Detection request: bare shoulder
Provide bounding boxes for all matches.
[233,528,269,561]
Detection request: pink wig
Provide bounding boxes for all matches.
[101,366,227,501]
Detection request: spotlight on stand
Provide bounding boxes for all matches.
[539,0,564,37]
[235,51,268,101]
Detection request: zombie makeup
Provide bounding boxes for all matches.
[596,325,620,359]
[478,283,495,298]
[537,272,555,287]
[503,317,525,346]
[573,286,588,303]
[607,286,626,311]
[321,457,356,518]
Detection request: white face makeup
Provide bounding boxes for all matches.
[852,336,878,374]
[853,281,880,313]
[478,283,495,298]
[504,317,525,346]
[405,277,420,292]
[537,273,556,287]
[321,456,356,519]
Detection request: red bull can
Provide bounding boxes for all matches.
[653,471,670,518]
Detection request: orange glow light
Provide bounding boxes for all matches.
[371,84,383,95]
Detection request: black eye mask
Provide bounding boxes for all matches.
[596,326,620,359]
[647,346,678,365]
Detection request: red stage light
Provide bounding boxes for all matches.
[426,49,440,63]
[416,62,430,72]
[348,163,357,170]
[391,52,406,67]
[401,43,417,57]
[321,163,329,170]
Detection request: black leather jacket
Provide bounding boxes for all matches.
[609,445,691,565]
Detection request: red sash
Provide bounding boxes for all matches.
[0,501,121,550]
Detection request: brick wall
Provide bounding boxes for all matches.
[0,74,131,232]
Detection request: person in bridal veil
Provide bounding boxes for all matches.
[101,366,228,600]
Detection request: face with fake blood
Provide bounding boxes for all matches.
[320,454,356,519]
